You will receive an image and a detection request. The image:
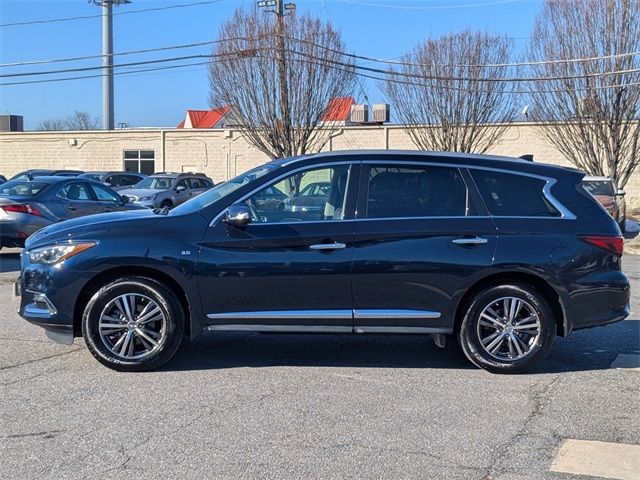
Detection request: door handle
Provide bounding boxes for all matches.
[309,242,346,250]
[66,205,77,211]
[451,237,488,246]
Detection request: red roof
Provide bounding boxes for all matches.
[178,106,231,128]
[322,97,354,122]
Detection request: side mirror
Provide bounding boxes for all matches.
[103,182,112,187]
[223,204,251,227]
[616,189,625,196]
[176,185,186,193]
[120,195,130,204]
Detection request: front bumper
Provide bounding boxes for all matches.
[16,252,96,343]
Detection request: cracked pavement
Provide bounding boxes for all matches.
[0,249,638,479]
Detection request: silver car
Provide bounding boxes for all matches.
[119,173,214,209]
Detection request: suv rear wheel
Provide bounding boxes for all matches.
[458,283,555,374]
[82,276,184,371]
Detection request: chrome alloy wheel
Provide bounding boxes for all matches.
[98,293,167,360]
[476,297,541,361]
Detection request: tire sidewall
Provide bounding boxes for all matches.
[459,283,556,374]
[82,277,183,371]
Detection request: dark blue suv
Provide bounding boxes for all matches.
[16,151,630,373]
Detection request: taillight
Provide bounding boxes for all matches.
[580,235,624,256]
[1,204,43,217]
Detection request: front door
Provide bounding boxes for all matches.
[351,162,497,333]
[198,163,359,331]
[55,182,100,218]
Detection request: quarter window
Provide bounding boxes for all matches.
[246,165,351,223]
[470,170,560,217]
[366,165,468,219]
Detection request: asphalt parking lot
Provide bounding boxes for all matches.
[0,249,638,480]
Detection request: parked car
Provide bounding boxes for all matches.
[79,171,147,191]
[0,175,6,184]
[582,176,626,232]
[119,172,214,209]
[0,176,145,248]
[16,151,629,373]
[10,169,84,181]
[282,181,332,219]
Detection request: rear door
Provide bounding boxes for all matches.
[351,161,497,333]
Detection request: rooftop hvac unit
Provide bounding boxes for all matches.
[372,104,390,123]
[350,104,368,124]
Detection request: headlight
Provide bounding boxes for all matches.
[139,194,156,201]
[28,242,96,265]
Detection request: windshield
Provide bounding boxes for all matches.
[135,177,176,190]
[171,163,280,215]
[0,181,49,197]
[583,180,615,196]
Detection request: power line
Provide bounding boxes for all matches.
[5,34,638,70]
[332,0,522,10]
[2,48,638,95]
[0,0,229,28]
[3,43,638,85]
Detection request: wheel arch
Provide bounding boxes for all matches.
[73,266,193,338]
[453,271,569,337]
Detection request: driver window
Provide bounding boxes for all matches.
[245,165,350,223]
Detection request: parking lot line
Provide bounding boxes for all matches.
[610,354,640,371]
[550,439,640,480]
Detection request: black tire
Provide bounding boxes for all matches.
[82,276,184,372]
[458,283,555,374]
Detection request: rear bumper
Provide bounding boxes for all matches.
[564,270,631,333]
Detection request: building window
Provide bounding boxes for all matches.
[123,150,155,174]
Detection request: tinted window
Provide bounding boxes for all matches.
[103,175,117,186]
[120,175,141,186]
[246,165,351,223]
[176,179,189,190]
[136,177,175,190]
[0,181,49,197]
[471,170,560,217]
[366,165,467,218]
[58,183,92,201]
[189,178,204,189]
[91,184,120,202]
[583,180,614,196]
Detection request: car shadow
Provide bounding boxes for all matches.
[0,249,21,274]
[165,318,639,373]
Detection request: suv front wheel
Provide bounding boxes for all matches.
[458,283,555,374]
[82,276,184,371]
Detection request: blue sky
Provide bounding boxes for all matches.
[0,0,543,130]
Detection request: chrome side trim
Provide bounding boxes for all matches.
[309,242,346,250]
[354,326,452,334]
[207,310,353,320]
[207,324,352,333]
[451,237,488,245]
[353,309,441,319]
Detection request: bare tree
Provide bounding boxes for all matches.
[383,30,517,153]
[529,0,640,188]
[38,111,100,131]
[208,8,356,159]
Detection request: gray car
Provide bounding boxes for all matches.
[119,173,214,209]
[0,176,145,248]
[79,171,147,192]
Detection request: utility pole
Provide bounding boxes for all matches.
[90,1,130,130]
[257,0,296,155]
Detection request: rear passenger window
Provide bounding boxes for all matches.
[471,170,560,217]
[366,165,469,218]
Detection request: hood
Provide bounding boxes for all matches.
[25,209,161,249]
[119,188,164,200]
